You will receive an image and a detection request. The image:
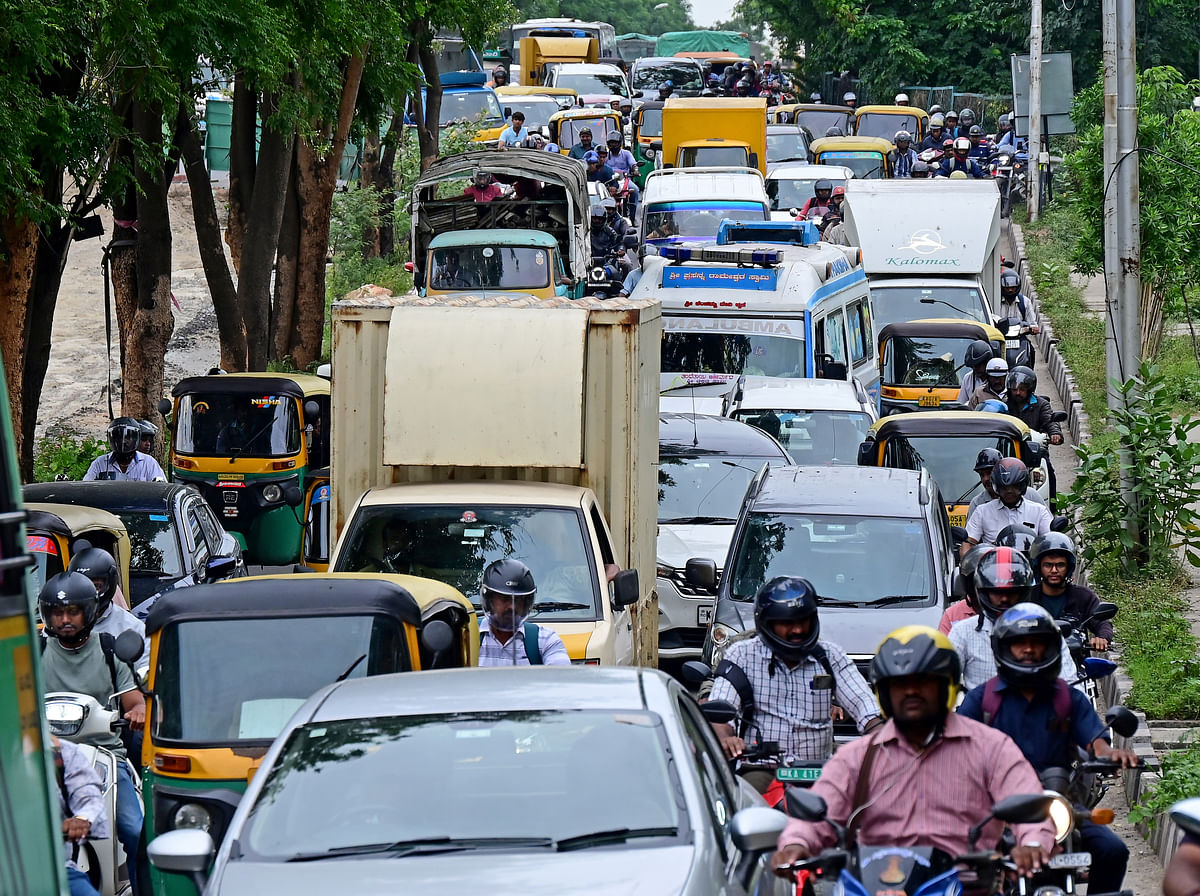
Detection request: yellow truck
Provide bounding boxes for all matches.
[652,97,767,176]
[519,35,599,85]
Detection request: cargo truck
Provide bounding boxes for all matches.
[650,97,768,176]
[326,291,662,666]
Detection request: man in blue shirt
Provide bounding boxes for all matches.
[498,111,528,149]
[958,603,1137,895]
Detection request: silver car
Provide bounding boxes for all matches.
[148,667,792,895]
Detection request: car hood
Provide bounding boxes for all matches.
[657,523,735,570]
[212,846,696,895]
[717,599,943,656]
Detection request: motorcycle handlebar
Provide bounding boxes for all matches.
[1079,759,1126,774]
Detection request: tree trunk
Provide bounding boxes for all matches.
[179,103,245,371]
[376,111,402,259]
[0,216,38,475]
[109,170,139,413]
[226,76,258,276]
[409,36,442,172]
[360,128,382,258]
[273,150,300,362]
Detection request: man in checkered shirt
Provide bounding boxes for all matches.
[477,558,571,666]
[708,576,883,793]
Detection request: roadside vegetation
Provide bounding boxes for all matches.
[32,431,105,482]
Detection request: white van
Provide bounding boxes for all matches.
[638,167,770,250]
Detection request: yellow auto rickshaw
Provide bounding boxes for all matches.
[808,135,895,178]
[141,573,478,896]
[25,503,132,599]
[494,84,580,110]
[548,107,623,153]
[772,103,854,137]
[853,105,929,143]
[161,372,331,566]
[857,411,1050,527]
[878,319,1003,415]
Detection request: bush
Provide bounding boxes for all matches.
[32,432,106,482]
[1131,734,1200,828]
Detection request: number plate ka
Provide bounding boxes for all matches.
[918,395,941,407]
[776,767,822,781]
[1049,852,1092,870]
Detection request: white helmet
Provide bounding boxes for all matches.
[985,357,1010,376]
[895,93,909,104]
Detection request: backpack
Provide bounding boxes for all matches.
[980,674,1070,728]
[715,645,836,739]
[481,622,542,665]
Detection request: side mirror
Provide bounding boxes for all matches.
[611,568,640,608]
[1050,515,1070,532]
[950,525,969,543]
[503,106,511,118]
[681,659,712,688]
[991,793,1052,825]
[684,558,717,590]
[1051,410,1068,423]
[856,440,874,466]
[203,556,238,583]
[1090,601,1119,623]
[1170,798,1200,838]
[1105,705,1140,739]
[157,398,173,418]
[315,363,331,380]
[729,806,788,855]
[784,788,829,822]
[420,619,455,666]
[147,829,215,893]
[622,232,639,250]
[749,152,759,169]
[113,629,145,664]
[284,485,304,507]
[699,699,738,725]
[1081,655,1117,681]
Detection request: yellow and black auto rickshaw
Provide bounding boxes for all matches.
[25,502,132,598]
[162,373,330,566]
[141,573,479,896]
[877,319,1003,415]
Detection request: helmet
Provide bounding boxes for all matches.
[978,399,1009,414]
[974,447,1003,473]
[959,108,976,127]
[492,65,508,82]
[543,143,560,153]
[660,80,674,90]
[998,113,1010,128]
[810,91,822,102]
[583,150,600,163]
[973,546,1034,620]
[945,109,959,121]
[38,572,101,643]
[107,417,141,462]
[953,137,971,153]
[992,456,1031,492]
[969,125,984,138]
[843,91,856,103]
[67,547,119,614]
[894,129,912,145]
[481,558,537,632]
[895,93,909,104]
[955,544,993,608]
[1029,531,1078,580]
[911,160,930,177]
[589,202,605,218]
[606,133,622,145]
[600,196,617,212]
[929,114,944,128]
[473,170,491,185]
[824,126,844,137]
[814,179,832,195]
[985,357,1009,377]
[870,626,961,717]
[1006,365,1037,393]
[991,603,1062,687]
[929,104,944,115]
[754,576,821,662]
[996,525,1038,553]
[1000,269,1021,300]
[964,339,993,369]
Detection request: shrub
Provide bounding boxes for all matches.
[32,432,106,482]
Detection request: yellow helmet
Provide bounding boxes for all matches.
[869,625,962,717]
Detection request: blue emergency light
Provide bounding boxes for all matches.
[715,219,821,247]
[658,244,782,266]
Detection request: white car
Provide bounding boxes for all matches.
[765,162,856,221]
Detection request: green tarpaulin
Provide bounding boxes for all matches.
[654,30,751,58]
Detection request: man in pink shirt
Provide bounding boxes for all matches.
[772,625,1056,880]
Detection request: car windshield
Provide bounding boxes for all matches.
[632,62,702,91]
[556,71,628,97]
[439,90,503,127]
[504,98,559,130]
[766,176,846,211]
[882,335,979,387]
[663,325,807,379]
[637,108,663,138]
[334,505,600,621]
[27,534,64,598]
[767,132,810,164]
[659,454,771,523]
[152,615,411,745]
[678,145,750,168]
[856,113,922,141]
[238,709,683,859]
[817,152,885,179]
[795,111,851,135]
[559,116,618,146]
[120,512,185,577]
[871,285,991,331]
[727,512,933,605]
[175,392,302,458]
[733,410,872,465]
[429,246,552,290]
[892,435,1017,505]
[644,201,768,242]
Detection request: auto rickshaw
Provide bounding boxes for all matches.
[853,104,929,143]
[141,574,479,896]
[856,411,1050,528]
[772,103,854,138]
[161,372,331,566]
[25,502,131,598]
[808,135,895,178]
[877,319,1003,415]
[548,107,623,153]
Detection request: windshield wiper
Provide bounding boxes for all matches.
[335,654,367,682]
[286,836,555,862]
[532,601,592,611]
[856,595,929,608]
[954,480,982,505]
[555,826,679,852]
[660,516,735,525]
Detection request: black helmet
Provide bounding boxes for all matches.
[996,524,1038,554]
[973,546,1034,620]
[68,547,119,614]
[1030,531,1078,580]
[870,626,961,717]
[824,126,844,137]
[754,576,820,663]
[492,65,508,82]
[991,602,1062,687]
[974,446,1003,473]
[964,339,993,370]
[1000,269,1021,300]
[814,179,833,195]
[955,544,993,609]
[1006,365,1037,394]
[959,108,976,126]
[991,456,1030,491]
[107,416,141,462]
[481,558,537,632]
[968,125,984,138]
[39,572,101,642]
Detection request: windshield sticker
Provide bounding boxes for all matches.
[463,528,485,538]
[149,514,170,521]
[662,266,778,291]
[250,396,281,408]
[460,511,477,523]
[27,535,55,554]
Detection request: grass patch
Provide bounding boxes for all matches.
[1158,333,1200,414]
[1130,733,1200,828]
[33,430,105,482]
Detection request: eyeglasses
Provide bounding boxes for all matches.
[1041,560,1070,571]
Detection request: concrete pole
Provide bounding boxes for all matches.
[1028,0,1044,221]
[1102,0,1121,412]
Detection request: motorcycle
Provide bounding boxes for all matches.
[1059,601,1120,706]
[994,316,1036,368]
[588,232,637,298]
[607,172,637,219]
[990,146,1028,218]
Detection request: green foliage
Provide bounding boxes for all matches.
[1132,733,1200,826]
[1062,363,1200,570]
[327,185,413,302]
[32,432,105,483]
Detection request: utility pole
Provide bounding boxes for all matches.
[1102,0,1121,412]
[1028,0,1044,221]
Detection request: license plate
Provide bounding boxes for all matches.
[1006,339,1021,348]
[776,766,822,781]
[947,513,967,528]
[697,605,714,625]
[918,395,941,407]
[1049,852,1092,870]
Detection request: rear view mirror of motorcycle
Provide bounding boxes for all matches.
[113,629,144,665]
[681,660,713,689]
[1104,706,1140,739]
[1081,655,1118,681]
[1050,515,1070,533]
[1090,601,1119,623]
[785,787,829,822]
[1051,410,1068,423]
[699,699,738,725]
[970,793,1052,849]
[1170,797,1200,838]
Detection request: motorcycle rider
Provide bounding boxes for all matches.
[657,79,675,101]
[967,125,992,160]
[963,457,1053,555]
[937,137,986,178]
[708,576,883,793]
[67,547,146,655]
[584,149,613,183]
[822,188,850,245]
[955,339,995,406]
[39,572,146,895]
[772,625,1057,878]
[1006,365,1063,499]
[497,110,528,148]
[996,113,1016,148]
[999,269,1040,334]
[54,733,111,896]
[967,447,1046,519]
[959,603,1137,895]
[970,356,1009,409]
[939,544,991,633]
[487,64,508,89]
[83,417,167,481]
[919,114,945,152]
[606,135,639,214]
[889,130,918,177]
[894,92,910,106]
[477,558,570,666]
[136,419,157,455]
[797,179,834,219]
[1029,533,1114,649]
[957,107,978,134]
[842,90,857,110]
[943,109,960,138]
[589,199,628,272]
[948,548,1079,690]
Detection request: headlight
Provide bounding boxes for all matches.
[1045,790,1074,842]
[262,483,283,503]
[172,802,213,833]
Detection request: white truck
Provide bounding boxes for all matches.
[326,291,662,666]
[841,179,1002,339]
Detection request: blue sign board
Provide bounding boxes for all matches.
[662,266,779,290]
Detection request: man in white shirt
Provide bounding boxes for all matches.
[966,448,1045,519]
[498,111,528,149]
[477,558,570,666]
[84,417,166,481]
[962,457,1052,555]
